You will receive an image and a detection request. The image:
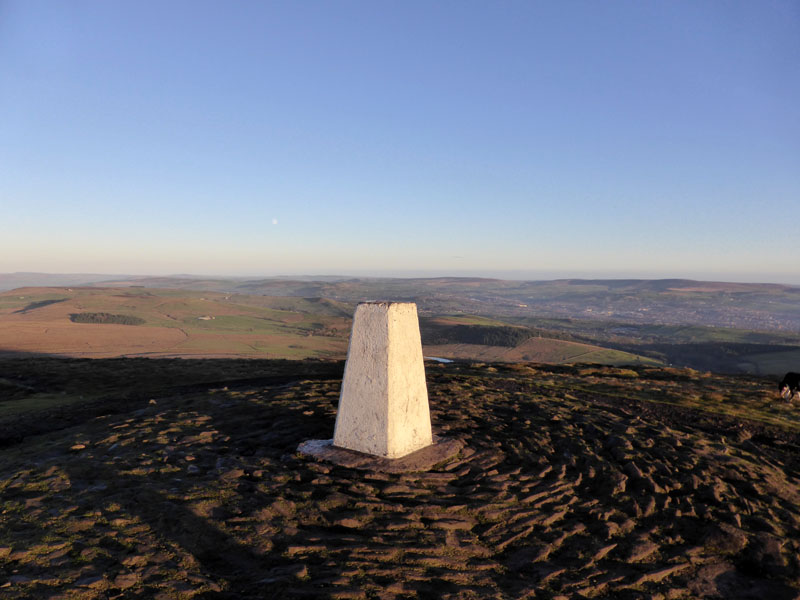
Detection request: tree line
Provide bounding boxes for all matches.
[69,313,145,326]
[421,324,533,347]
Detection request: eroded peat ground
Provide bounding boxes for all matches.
[1,359,799,599]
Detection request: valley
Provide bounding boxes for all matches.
[1,276,799,374]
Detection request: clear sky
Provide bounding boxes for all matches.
[2,1,799,283]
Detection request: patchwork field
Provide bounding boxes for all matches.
[0,288,351,359]
[424,338,660,366]
[0,288,661,368]
[3,284,798,373]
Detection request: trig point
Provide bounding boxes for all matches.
[297,301,463,472]
[333,301,433,458]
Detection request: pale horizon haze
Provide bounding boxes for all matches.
[2,1,799,284]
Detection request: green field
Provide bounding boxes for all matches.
[1,284,798,373]
[0,287,351,359]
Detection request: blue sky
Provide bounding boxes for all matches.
[2,1,799,283]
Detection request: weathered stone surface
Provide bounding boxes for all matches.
[332,302,432,458]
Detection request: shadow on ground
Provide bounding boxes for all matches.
[1,359,799,599]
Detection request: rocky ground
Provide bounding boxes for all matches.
[1,359,799,599]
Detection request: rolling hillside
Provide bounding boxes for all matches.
[420,315,661,366]
[0,287,660,367]
[4,285,798,373]
[0,287,351,359]
[87,275,800,333]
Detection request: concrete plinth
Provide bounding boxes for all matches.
[297,436,464,474]
[332,302,433,459]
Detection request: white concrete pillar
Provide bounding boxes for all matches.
[333,302,433,458]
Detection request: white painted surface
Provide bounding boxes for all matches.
[333,302,433,458]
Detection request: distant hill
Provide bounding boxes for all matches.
[0,287,658,367]
[0,272,135,291]
[3,275,800,372]
[4,273,799,332]
[84,275,800,333]
[420,315,661,367]
[0,287,351,359]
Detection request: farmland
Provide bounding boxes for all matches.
[2,278,799,374]
[0,287,350,359]
[0,287,660,367]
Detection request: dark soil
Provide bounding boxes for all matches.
[1,358,799,599]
